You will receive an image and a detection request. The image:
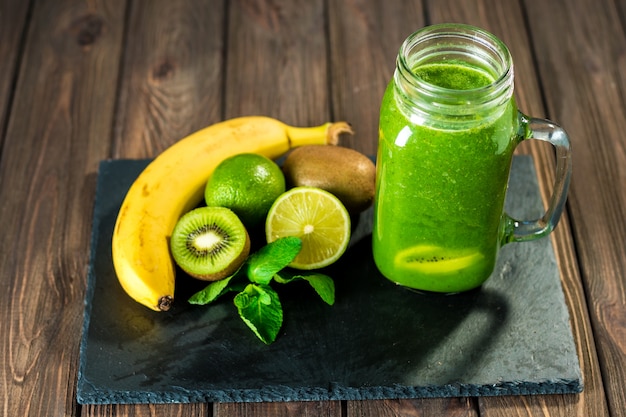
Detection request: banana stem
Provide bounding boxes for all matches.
[286,121,353,146]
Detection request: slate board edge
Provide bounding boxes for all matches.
[78,159,115,404]
[77,378,583,405]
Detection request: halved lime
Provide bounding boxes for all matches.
[265,187,351,270]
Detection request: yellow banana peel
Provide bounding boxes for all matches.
[112,116,353,311]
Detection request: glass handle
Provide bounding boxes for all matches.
[503,115,572,243]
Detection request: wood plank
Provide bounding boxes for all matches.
[426,1,610,417]
[85,1,226,416]
[222,0,330,125]
[0,0,30,144]
[0,0,127,416]
[82,403,210,417]
[616,0,626,26]
[214,0,336,415]
[328,1,477,415]
[348,398,478,417]
[522,0,626,416]
[328,0,425,156]
[217,401,342,417]
[112,0,226,159]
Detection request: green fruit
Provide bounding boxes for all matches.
[170,207,250,281]
[394,245,484,274]
[205,153,286,227]
[265,186,351,270]
[282,145,376,214]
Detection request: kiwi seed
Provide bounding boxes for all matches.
[170,206,250,281]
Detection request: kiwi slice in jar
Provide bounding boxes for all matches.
[394,245,484,274]
[170,207,250,281]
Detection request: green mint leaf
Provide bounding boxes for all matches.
[274,268,303,284]
[303,273,335,305]
[234,284,283,344]
[275,269,335,305]
[273,270,297,284]
[188,277,233,305]
[246,237,302,285]
[188,269,246,305]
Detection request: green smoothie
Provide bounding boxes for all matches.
[373,61,520,293]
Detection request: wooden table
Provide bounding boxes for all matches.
[1,0,624,416]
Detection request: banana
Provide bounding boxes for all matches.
[112,116,353,311]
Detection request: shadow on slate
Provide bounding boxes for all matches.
[77,155,582,404]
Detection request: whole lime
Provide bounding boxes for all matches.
[205,153,286,227]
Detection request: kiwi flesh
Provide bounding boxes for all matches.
[394,245,484,274]
[170,206,250,281]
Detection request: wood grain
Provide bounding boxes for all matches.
[217,401,341,417]
[328,0,424,156]
[112,0,226,159]
[82,403,211,417]
[0,0,30,145]
[617,0,626,28]
[223,0,330,125]
[348,398,479,417]
[523,0,626,416]
[0,0,126,416]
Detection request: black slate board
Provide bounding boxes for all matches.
[77,155,582,404]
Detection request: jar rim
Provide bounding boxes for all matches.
[396,23,514,106]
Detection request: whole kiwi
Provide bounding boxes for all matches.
[282,145,376,214]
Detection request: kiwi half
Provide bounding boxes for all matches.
[170,206,250,281]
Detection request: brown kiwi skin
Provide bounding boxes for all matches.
[282,145,376,214]
[191,231,250,281]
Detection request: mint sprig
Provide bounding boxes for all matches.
[246,236,302,285]
[275,269,335,305]
[188,237,335,344]
[234,284,282,344]
[188,271,243,305]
